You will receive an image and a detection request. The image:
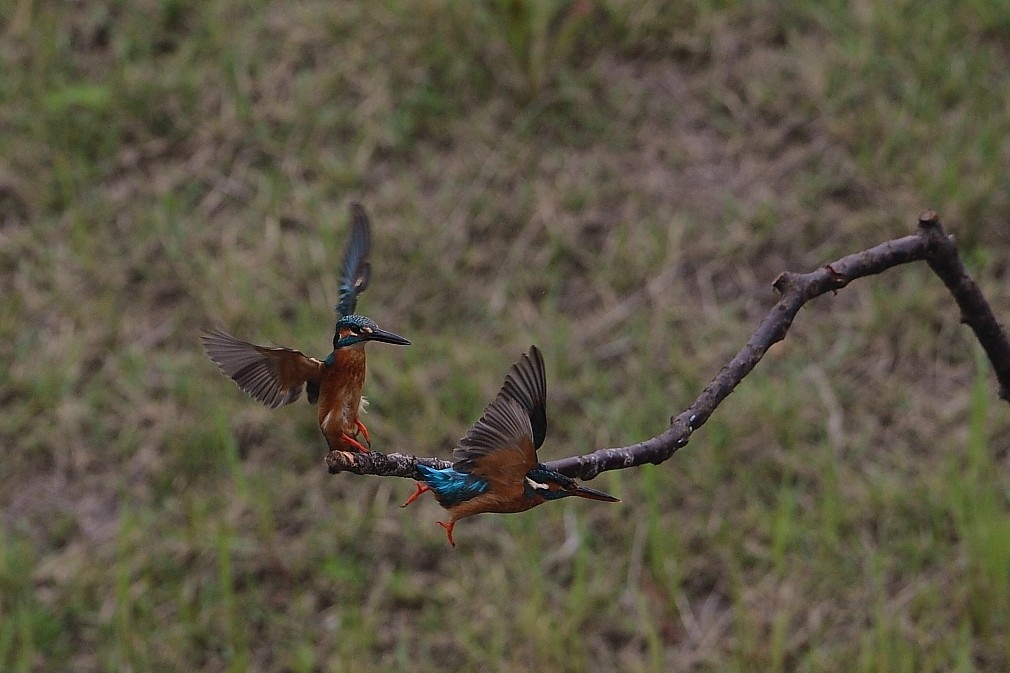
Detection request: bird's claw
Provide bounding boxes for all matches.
[400,483,431,508]
[341,433,370,453]
[354,419,372,447]
[437,521,456,547]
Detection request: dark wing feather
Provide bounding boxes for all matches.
[201,329,324,409]
[336,202,372,318]
[452,396,537,484]
[501,345,547,449]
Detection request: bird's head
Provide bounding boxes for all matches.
[523,467,620,503]
[333,315,411,350]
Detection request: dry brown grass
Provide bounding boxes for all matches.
[2,1,1009,671]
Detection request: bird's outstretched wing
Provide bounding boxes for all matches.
[500,345,547,449]
[452,392,538,485]
[202,329,324,408]
[336,202,372,318]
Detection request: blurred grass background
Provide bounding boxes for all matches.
[2,0,1010,670]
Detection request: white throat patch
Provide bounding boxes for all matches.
[526,477,550,491]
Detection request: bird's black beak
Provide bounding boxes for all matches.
[366,327,411,346]
[569,484,620,502]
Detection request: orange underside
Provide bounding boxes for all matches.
[446,489,544,521]
[316,347,369,452]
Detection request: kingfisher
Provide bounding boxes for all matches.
[202,202,411,454]
[401,345,619,546]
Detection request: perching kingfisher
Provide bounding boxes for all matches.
[401,345,619,546]
[202,202,411,454]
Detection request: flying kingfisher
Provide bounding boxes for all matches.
[401,345,619,546]
[202,202,411,454]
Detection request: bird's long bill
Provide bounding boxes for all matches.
[366,327,411,346]
[570,484,620,502]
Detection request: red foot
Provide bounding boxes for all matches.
[438,520,456,547]
[399,483,431,508]
[341,433,370,453]
[354,418,371,447]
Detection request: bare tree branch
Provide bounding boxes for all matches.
[917,212,1010,400]
[327,211,1010,482]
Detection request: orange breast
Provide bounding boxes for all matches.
[447,488,544,523]
[317,347,367,450]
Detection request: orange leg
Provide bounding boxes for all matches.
[354,418,371,447]
[341,433,370,453]
[437,520,456,547]
[399,483,431,508]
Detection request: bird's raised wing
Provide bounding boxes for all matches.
[202,329,324,408]
[336,202,372,318]
[452,395,538,485]
[501,345,547,449]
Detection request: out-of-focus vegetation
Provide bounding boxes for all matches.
[2,0,1009,671]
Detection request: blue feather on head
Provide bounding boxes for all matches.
[331,314,410,351]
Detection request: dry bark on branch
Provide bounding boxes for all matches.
[327,211,1010,482]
